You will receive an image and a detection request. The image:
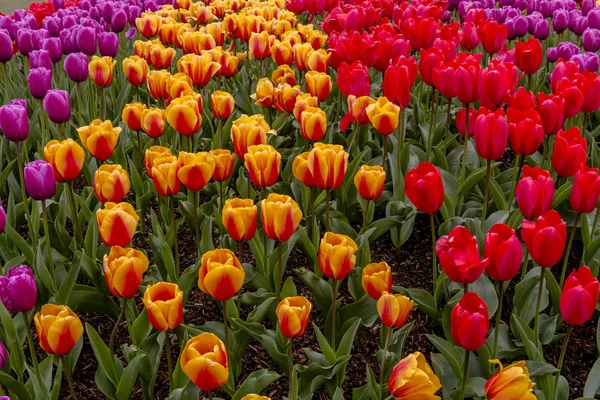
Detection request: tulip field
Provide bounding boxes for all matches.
[4,0,600,399]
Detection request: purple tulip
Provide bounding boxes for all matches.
[533,19,550,40]
[582,0,595,15]
[76,26,97,55]
[42,38,62,63]
[511,16,529,38]
[42,16,61,37]
[53,0,65,9]
[126,6,142,25]
[80,0,92,10]
[572,52,600,73]
[101,1,114,22]
[14,14,37,31]
[89,6,101,21]
[0,266,37,313]
[29,49,53,70]
[27,68,52,100]
[583,28,600,52]
[24,160,56,201]
[0,204,5,235]
[97,32,118,57]
[573,16,589,36]
[0,341,7,370]
[16,29,35,56]
[527,12,543,35]
[0,30,13,63]
[0,100,29,142]
[13,9,30,21]
[63,52,89,83]
[43,90,71,124]
[588,9,600,29]
[553,9,569,33]
[112,10,128,32]
[126,27,138,40]
[0,16,15,39]
[547,47,559,63]
[62,15,77,29]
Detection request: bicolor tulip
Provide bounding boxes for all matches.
[144,146,172,178]
[273,84,302,114]
[377,291,414,329]
[560,266,599,326]
[89,56,116,88]
[103,246,149,299]
[211,91,235,120]
[451,292,489,351]
[516,166,554,220]
[24,160,56,201]
[354,165,385,201]
[252,78,276,108]
[166,95,202,136]
[149,44,176,70]
[178,53,221,88]
[222,198,257,241]
[180,333,228,392]
[340,95,375,132]
[388,352,441,399]
[210,149,235,181]
[43,139,85,182]
[231,114,271,159]
[305,71,332,102]
[167,73,194,99]
[362,262,392,300]
[34,304,83,355]
[152,155,180,196]
[276,296,312,338]
[198,249,244,301]
[484,360,536,400]
[307,143,348,191]
[300,107,327,142]
[521,210,567,268]
[143,282,184,331]
[261,194,302,242]
[146,70,171,100]
[292,152,315,187]
[177,152,215,192]
[94,164,130,204]
[318,232,358,280]
[552,127,588,177]
[122,103,147,132]
[249,31,272,60]
[272,64,296,86]
[436,226,489,284]
[0,265,37,313]
[271,39,294,65]
[141,108,166,139]
[244,145,281,188]
[293,42,313,71]
[484,223,523,282]
[97,202,139,247]
[365,97,400,136]
[77,119,121,161]
[136,13,162,38]
[122,56,149,86]
[404,162,445,214]
[571,165,600,214]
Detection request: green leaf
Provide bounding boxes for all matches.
[336,319,361,358]
[295,268,332,315]
[57,256,82,306]
[231,369,281,400]
[457,162,500,200]
[4,223,34,263]
[86,323,123,386]
[426,335,464,379]
[552,181,572,209]
[584,357,600,398]
[116,354,144,400]
[0,371,33,400]
[396,287,437,319]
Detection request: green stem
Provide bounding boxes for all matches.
[533,268,545,345]
[109,299,126,353]
[481,159,492,231]
[459,104,470,186]
[430,213,437,293]
[219,181,224,212]
[288,338,294,400]
[192,191,200,257]
[509,154,523,209]
[165,330,173,393]
[559,213,580,288]
[426,87,437,161]
[76,82,83,125]
[23,311,42,387]
[361,200,370,234]
[171,196,179,278]
[458,351,471,400]
[222,300,231,385]
[39,100,47,145]
[592,206,600,239]
[209,391,214,400]
[398,108,405,200]
[331,279,338,350]
[277,240,283,302]
[67,181,84,243]
[41,200,54,278]
[15,141,34,244]
[379,326,392,399]
[61,355,78,400]
[521,249,530,281]
[325,190,330,232]
[237,241,243,315]
[348,123,359,156]
[443,98,452,155]
[551,325,574,400]
[492,281,505,360]
[382,136,387,169]
[100,87,105,120]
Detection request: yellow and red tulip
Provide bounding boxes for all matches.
[122,56,149,86]
[198,248,245,301]
[94,164,130,203]
[484,360,536,400]
[354,165,386,200]
[77,119,122,161]
[272,64,296,86]
[211,90,235,120]
[307,143,349,191]
[251,78,276,108]
[178,53,221,88]
[97,202,139,247]
[144,146,172,177]
[165,95,202,136]
[210,149,235,181]
[305,71,332,102]
[244,144,281,188]
[149,44,177,69]
[34,304,83,355]
[273,83,302,113]
[143,282,184,331]
[177,151,215,191]
[180,333,228,392]
[136,13,162,38]
[146,70,171,101]
[122,102,147,132]
[293,93,319,121]
[299,106,326,142]
[362,262,393,300]
[103,246,149,299]
[231,114,272,159]
[222,198,257,241]
[271,39,293,65]
[306,49,330,73]
[89,56,116,88]
[261,193,302,242]
[292,151,315,187]
[43,139,85,183]
[167,73,194,99]
[151,155,180,196]
[366,97,400,136]
[377,291,414,329]
[318,232,358,280]
[276,296,312,338]
[141,108,166,139]
[388,352,441,399]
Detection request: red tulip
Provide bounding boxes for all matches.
[571,165,600,214]
[474,108,508,160]
[456,106,481,138]
[451,292,489,351]
[364,35,411,72]
[484,223,523,282]
[419,48,444,88]
[560,266,599,326]
[506,87,536,112]
[516,166,554,220]
[554,79,583,118]
[507,108,544,156]
[575,71,600,114]
[477,19,508,55]
[336,61,370,98]
[534,93,565,136]
[401,17,438,51]
[552,127,587,177]
[404,161,445,214]
[550,59,580,94]
[515,38,543,75]
[521,210,567,268]
[459,21,479,51]
[383,56,418,109]
[480,60,518,110]
[451,53,482,105]
[436,226,489,284]
[432,58,456,99]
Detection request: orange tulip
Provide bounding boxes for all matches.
[251,78,276,108]
[293,93,319,121]
[276,296,312,338]
[144,145,172,177]
[205,22,225,46]
[122,102,147,132]
[141,108,165,139]
[292,151,315,187]
[305,71,332,102]
[177,151,215,191]
[354,165,386,200]
[43,139,85,183]
[388,352,441,399]
[122,56,149,86]
[97,202,139,247]
[210,149,235,181]
[318,232,358,280]
[34,304,83,355]
[362,262,393,300]
[231,114,272,159]
[77,119,121,161]
[159,22,190,47]
[261,193,302,241]
[292,43,312,70]
[189,3,215,24]
[134,39,154,61]
[377,291,414,329]
[272,64,296,86]
[273,83,302,113]
[146,70,171,101]
[136,13,162,38]
[152,155,180,196]
[273,19,293,37]
[366,97,400,136]
[149,43,176,69]
[143,282,184,331]
[222,198,257,241]
[214,51,239,77]
[244,144,281,187]
[89,56,116,88]
[306,49,330,73]
[167,73,194,99]
[198,248,245,301]
[307,30,327,50]
[178,53,221,88]
[271,39,293,65]
[94,164,130,203]
[249,31,272,60]
[103,246,149,299]
[307,143,349,190]
[180,31,216,54]
[281,31,301,46]
[235,14,262,42]
[165,95,202,136]
[484,360,536,400]
[300,106,326,141]
[180,333,228,392]
[211,91,235,120]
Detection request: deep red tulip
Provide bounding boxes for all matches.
[552,127,587,177]
[516,166,554,220]
[521,210,567,268]
[451,292,489,351]
[336,61,370,98]
[459,21,479,51]
[433,38,457,62]
[401,17,438,51]
[507,108,544,156]
[535,93,565,136]
[515,38,543,75]
[456,106,481,138]
[480,60,518,109]
[506,87,536,112]
[432,58,456,99]
[555,79,583,118]
[477,19,508,55]
[571,165,600,214]
[364,35,411,72]
[439,22,460,42]
[383,56,418,109]
[436,226,489,284]
[404,161,445,214]
[451,53,482,105]
[419,48,444,87]
[560,266,599,326]
[474,108,508,160]
[575,71,600,114]
[550,59,580,94]
[484,223,523,282]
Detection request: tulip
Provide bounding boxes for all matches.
[452,55,483,106]
[28,67,52,100]
[122,103,147,132]
[24,160,56,201]
[507,87,536,112]
[34,304,83,355]
[364,97,400,139]
[30,49,52,70]
[552,127,587,177]
[292,152,315,187]
[337,61,370,98]
[305,71,331,102]
[535,93,565,136]
[177,152,215,192]
[0,265,37,313]
[404,162,445,214]
[166,95,202,136]
[307,143,348,191]
[515,38,543,75]
[76,26,97,55]
[484,360,536,400]
[43,89,71,124]
[354,164,386,204]
[178,53,220,88]
[103,246,149,299]
[436,226,489,284]
[230,114,271,159]
[43,139,85,182]
[293,42,312,71]
[251,78,275,108]
[577,70,600,114]
[77,119,121,161]
[198,249,244,301]
[210,149,234,181]
[0,100,29,142]
[143,282,184,331]
[377,291,414,329]
[211,91,235,120]
[276,296,312,338]
[362,262,392,300]
[383,56,418,109]
[451,291,489,354]
[299,107,327,142]
[97,202,139,247]
[271,39,294,65]
[89,56,116,88]
[98,32,118,58]
[340,95,375,132]
[521,209,566,271]
[136,13,162,38]
[560,266,599,326]
[0,30,13,63]
[94,164,130,204]
[152,156,180,197]
[273,84,302,114]
[571,165,600,214]
[144,146,172,178]
[478,19,508,55]
[122,56,149,86]
[149,44,176,70]
[63,52,88,83]
[318,232,358,281]
[180,333,228,392]
[507,108,544,156]
[516,166,554,220]
[223,199,257,242]
[388,352,441,400]
[261,193,302,244]
[146,70,171,101]
[141,108,166,139]
[244,145,281,188]
[480,60,518,110]
[272,64,296,86]
[485,223,522,282]
[249,31,271,60]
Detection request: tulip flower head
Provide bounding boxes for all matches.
[244,144,281,188]
[181,333,228,392]
[365,96,400,136]
[210,149,235,181]
[515,38,543,75]
[152,155,180,196]
[276,296,312,338]
[318,232,358,280]
[166,95,203,136]
[122,103,147,132]
[377,291,414,329]
[388,352,441,399]
[362,262,393,300]
[122,55,150,86]
[521,210,567,268]
[94,164,131,203]
[484,360,535,400]
[34,304,83,355]
[484,223,523,282]
[571,164,600,214]
[144,146,173,178]
[299,106,327,142]
[337,60,371,98]
[552,127,588,177]
[103,246,149,299]
[43,139,85,183]
[261,194,302,242]
[307,143,349,191]
[89,56,116,88]
[97,202,139,247]
[211,91,235,120]
[354,165,386,201]
[43,89,71,124]
[451,292,489,351]
[222,198,257,241]
[436,226,489,284]
[507,108,544,156]
[474,108,508,161]
[143,282,184,331]
[177,152,216,192]
[383,56,418,109]
[305,71,332,102]
[24,160,56,201]
[0,265,37,313]
[0,99,29,142]
[560,266,599,326]
[199,249,244,301]
[77,119,122,161]
[292,151,316,187]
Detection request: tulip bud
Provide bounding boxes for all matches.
[231,114,271,159]
[97,202,139,247]
[0,99,29,142]
[318,232,358,281]
[474,108,508,160]
[354,165,385,201]
[0,265,37,313]
[383,57,417,109]
[43,139,85,182]
[292,152,315,187]
[177,151,215,191]
[515,38,543,74]
[535,93,565,136]
[177,53,220,88]
[484,223,523,282]
[306,49,330,73]
[552,127,588,177]
[244,145,281,188]
[222,198,257,242]
[251,78,276,108]
[24,160,56,201]
[272,64,296,86]
[28,67,52,100]
[146,70,171,100]
[43,89,71,124]
[365,97,400,136]
[261,194,302,242]
[211,91,235,120]
[199,249,245,301]
[307,143,349,191]
[141,107,165,139]
[305,71,332,102]
[436,226,489,284]
[103,246,149,298]
[143,282,184,331]
[377,291,414,329]
[122,103,147,132]
[77,119,122,161]
[340,95,376,132]
[484,360,535,400]
[34,304,83,355]
[122,55,149,86]
[571,165,600,214]
[362,262,392,300]
[507,108,544,156]
[404,162,445,214]
[293,93,319,122]
[388,352,441,399]
[451,292,489,351]
[478,19,508,55]
[0,30,13,63]
[249,31,272,60]
[89,56,116,88]
[276,296,312,338]
[64,52,88,83]
[516,166,554,220]
[165,95,202,136]
[338,60,371,98]
[152,155,180,196]
[521,210,567,268]
[560,266,599,326]
[299,107,327,142]
[94,164,130,203]
[181,333,228,391]
[210,149,235,181]
[144,146,172,178]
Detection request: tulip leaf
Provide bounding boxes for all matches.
[396,287,437,320]
[231,319,288,371]
[295,268,333,315]
[457,162,501,200]
[35,240,57,294]
[332,388,344,400]
[115,354,144,400]
[4,223,33,263]
[339,295,378,329]
[552,181,573,209]
[296,355,352,399]
[584,357,600,398]
[0,302,26,380]
[86,323,124,386]
[513,269,548,325]
[0,371,33,400]
[131,310,152,348]
[426,335,464,380]
[431,352,459,400]
[231,369,281,400]
[57,254,81,306]
[509,314,544,362]
[489,174,507,211]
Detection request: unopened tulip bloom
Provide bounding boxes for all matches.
[507,108,544,156]
[143,282,184,331]
[24,160,55,201]
[122,56,149,86]
[293,93,319,122]
[34,304,83,355]
[475,109,508,160]
[244,145,280,188]
[276,296,312,338]
[273,84,302,114]
[383,56,418,109]
[436,226,489,284]
[97,202,139,247]
[231,115,271,159]
[98,32,118,58]
[451,292,488,351]
[177,152,215,192]
[552,127,588,177]
[318,232,358,280]
[122,103,146,132]
[149,44,175,70]
[43,89,71,124]
[521,210,567,268]
[103,246,149,299]
[178,53,221,88]
[484,223,523,282]
[378,291,414,329]
[144,146,172,178]
[43,139,85,182]
[484,360,536,400]
[272,64,296,86]
[222,198,257,241]
[146,70,171,100]
[571,165,600,214]
[515,38,543,74]
[560,266,599,326]
[198,249,244,301]
[354,165,385,201]
[0,30,13,63]
[337,61,370,98]
[152,156,180,196]
[271,39,294,65]
[388,352,441,399]
[404,162,444,214]
[28,68,52,100]
[94,164,130,203]
[251,78,276,108]
[0,265,37,313]
[89,56,116,88]
[166,95,202,136]
[451,54,483,105]
[0,100,29,142]
[211,91,235,120]
[362,262,392,300]
[516,166,554,220]
[249,31,271,60]
[300,107,326,142]
[141,108,165,139]
[211,149,234,181]
[136,13,162,38]
[307,143,348,191]
[64,52,88,83]
[180,333,228,391]
[535,93,565,136]
[77,119,121,161]
[30,49,52,70]
[478,20,508,55]
[305,71,331,102]
[261,194,302,242]
[365,97,400,136]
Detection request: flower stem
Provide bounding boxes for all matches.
[397,108,405,200]
[165,330,173,393]
[288,337,294,400]
[361,200,370,234]
[61,355,78,400]
[559,213,580,288]
[492,281,505,360]
[277,240,283,302]
[170,196,179,278]
[459,104,470,187]
[443,98,451,154]
[39,99,47,144]
[426,87,437,161]
[521,249,530,281]
[458,350,471,400]
[15,141,34,244]
[237,241,243,315]
[67,181,84,244]
[76,82,83,125]
[533,268,545,346]
[481,159,492,231]
[41,200,54,279]
[551,325,574,400]
[379,326,392,399]
[23,311,42,387]
[430,213,437,293]
[331,279,338,350]
[325,190,330,232]
[222,300,231,385]
[592,205,600,239]
[109,298,126,353]
[192,190,200,258]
